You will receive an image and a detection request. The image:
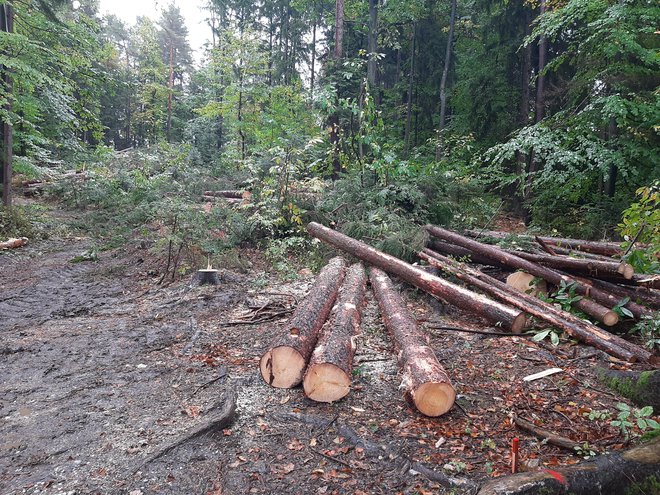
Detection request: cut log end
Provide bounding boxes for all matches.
[603,310,620,327]
[510,313,528,334]
[618,262,635,280]
[196,269,220,285]
[303,363,350,403]
[413,382,456,417]
[259,346,306,388]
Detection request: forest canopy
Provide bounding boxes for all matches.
[0,0,658,247]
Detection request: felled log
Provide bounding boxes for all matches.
[477,437,660,495]
[419,250,649,362]
[201,195,243,205]
[202,190,247,199]
[429,239,508,268]
[307,222,527,333]
[596,368,660,410]
[509,250,634,280]
[369,267,456,416]
[579,277,660,310]
[466,229,628,257]
[426,225,647,319]
[514,416,583,452]
[259,256,347,388]
[504,271,618,327]
[567,274,651,320]
[303,263,367,402]
[0,237,28,250]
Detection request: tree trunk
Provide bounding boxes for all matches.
[310,13,316,100]
[435,0,457,160]
[403,23,416,157]
[369,267,456,417]
[426,225,647,318]
[509,251,635,280]
[1,3,14,207]
[166,43,174,143]
[306,222,527,332]
[260,256,348,388]
[596,368,660,410]
[367,0,378,93]
[419,250,651,363]
[330,0,344,179]
[303,263,367,402]
[477,437,660,495]
[606,117,618,197]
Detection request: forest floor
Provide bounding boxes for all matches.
[0,204,657,495]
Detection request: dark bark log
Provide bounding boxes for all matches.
[514,416,583,452]
[419,250,649,363]
[477,437,660,495]
[509,250,634,280]
[303,263,367,402]
[307,222,527,333]
[579,277,660,310]
[369,267,455,416]
[260,256,347,388]
[427,225,649,318]
[465,229,631,257]
[428,239,509,268]
[596,368,660,410]
[571,297,619,327]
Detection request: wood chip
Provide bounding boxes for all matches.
[523,368,563,382]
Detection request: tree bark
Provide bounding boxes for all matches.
[426,225,647,318]
[1,3,14,207]
[307,222,527,332]
[435,0,457,160]
[419,250,650,363]
[260,256,348,388]
[578,277,660,310]
[477,437,660,495]
[166,43,174,142]
[303,263,367,402]
[596,368,660,410]
[329,0,344,179]
[369,267,456,417]
[509,251,634,280]
[404,23,416,157]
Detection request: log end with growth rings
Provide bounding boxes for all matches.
[303,362,350,403]
[412,381,456,417]
[259,345,306,388]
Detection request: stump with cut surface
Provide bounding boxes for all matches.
[369,267,455,416]
[260,256,348,388]
[303,263,367,402]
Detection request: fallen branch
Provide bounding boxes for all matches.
[514,416,584,452]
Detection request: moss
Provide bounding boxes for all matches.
[624,475,659,495]
[637,370,653,389]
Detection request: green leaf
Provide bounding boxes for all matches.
[639,406,654,417]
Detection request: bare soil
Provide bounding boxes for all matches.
[1,212,657,495]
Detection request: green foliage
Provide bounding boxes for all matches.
[611,403,660,440]
[531,327,562,346]
[629,314,660,350]
[618,183,660,274]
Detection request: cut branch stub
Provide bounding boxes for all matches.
[369,267,455,417]
[306,222,527,333]
[259,256,348,388]
[303,263,368,403]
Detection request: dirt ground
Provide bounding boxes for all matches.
[1,209,658,495]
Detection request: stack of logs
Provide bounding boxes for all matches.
[260,255,456,417]
[260,222,656,417]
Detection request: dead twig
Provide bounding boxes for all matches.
[310,448,351,468]
[426,324,529,337]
